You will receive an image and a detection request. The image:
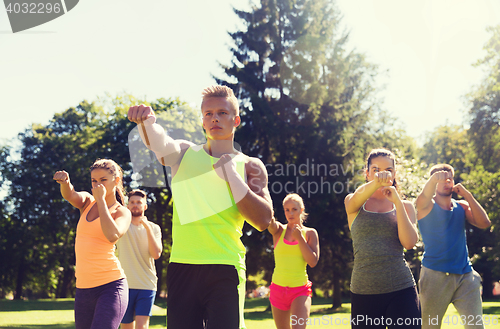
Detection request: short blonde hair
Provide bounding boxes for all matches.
[283,193,309,223]
[201,85,239,116]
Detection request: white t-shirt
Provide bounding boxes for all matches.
[117,219,162,290]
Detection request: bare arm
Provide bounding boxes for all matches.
[416,171,452,219]
[344,171,393,228]
[97,202,131,243]
[239,158,273,231]
[267,215,283,236]
[213,155,273,231]
[92,184,132,243]
[142,219,163,259]
[268,216,284,247]
[53,171,91,212]
[128,105,194,167]
[399,199,419,249]
[454,184,491,229]
[381,187,419,249]
[291,225,320,267]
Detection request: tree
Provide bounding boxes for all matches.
[420,125,471,175]
[0,94,202,298]
[467,25,500,173]
[463,24,500,298]
[217,0,388,308]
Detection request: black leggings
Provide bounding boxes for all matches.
[351,286,421,328]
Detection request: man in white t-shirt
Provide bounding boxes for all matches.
[117,189,162,329]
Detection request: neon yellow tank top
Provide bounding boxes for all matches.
[271,227,308,287]
[169,145,247,269]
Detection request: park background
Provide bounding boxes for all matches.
[1,0,500,326]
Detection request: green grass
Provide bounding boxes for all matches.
[0,298,499,328]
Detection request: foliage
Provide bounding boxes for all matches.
[217,0,412,307]
[0,94,201,298]
[463,24,500,298]
[467,25,500,173]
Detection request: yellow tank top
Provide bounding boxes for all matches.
[271,227,308,287]
[169,145,247,269]
[75,201,125,288]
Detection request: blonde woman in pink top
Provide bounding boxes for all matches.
[54,159,131,329]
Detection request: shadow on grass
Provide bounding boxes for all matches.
[150,314,166,326]
[483,306,500,314]
[0,324,75,329]
[0,299,75,312]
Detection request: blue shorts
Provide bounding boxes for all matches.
[121,289,156,324]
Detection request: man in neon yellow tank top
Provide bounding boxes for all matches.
[128,85,273,329]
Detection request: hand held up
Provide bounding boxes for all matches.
[452,183,470,198]
[92,184,107,201]
[382,186,399,203]
[53,170,70,184]
[374,171,393,187]
[290,224,303,240]
[433,170,453,183]
[213,154,237,182]
[128,105,156,125]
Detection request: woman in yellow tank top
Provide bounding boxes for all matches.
[268,193,320,329]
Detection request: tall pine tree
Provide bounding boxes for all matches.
[217,0,381,307]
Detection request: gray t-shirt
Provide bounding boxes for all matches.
[350,204,415,294]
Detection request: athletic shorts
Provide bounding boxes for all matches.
[167,262,245,329]
[121,289,156,323]
[269,281,312,311]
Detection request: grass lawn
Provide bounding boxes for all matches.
[0,297,499,328]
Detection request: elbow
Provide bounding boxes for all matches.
[403,240,418,250]
[153,248,163,260]
[308,258,319,268]
[255,214,273,232]
[107,231,125,244]
[478,221,491,230]
[255,222,269,232]
[107,234,120,244]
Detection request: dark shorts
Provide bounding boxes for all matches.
[121,289,156,323]
[351,286,421,328]
[166,263,241,329]
[74,278,128,329]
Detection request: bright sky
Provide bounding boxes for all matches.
[1,0,499,144]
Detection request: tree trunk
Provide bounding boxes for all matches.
[14,262,24,300]
[56,267,74,298]
[331,273,342,309]
[482,268,494,299]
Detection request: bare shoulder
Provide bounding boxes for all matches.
[178,140,196,152]
[271,221,285,238]
[112,204,132,219]
[244,155,267,175]
[243,155,269,189]
[162,139,196,171]
[78,192,94,214]
[305,226,318,237]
